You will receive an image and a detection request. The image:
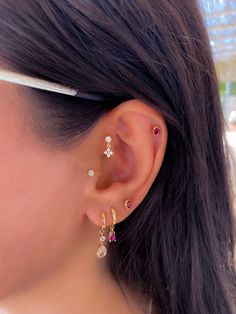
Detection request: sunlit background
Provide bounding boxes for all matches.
[200,0,236,202]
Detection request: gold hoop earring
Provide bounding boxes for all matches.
[96,211,107,258]
[108,207,117,243]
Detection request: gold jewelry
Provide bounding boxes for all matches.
[104,136,114,158]
[96,211,107,258]
[108,207,117,242]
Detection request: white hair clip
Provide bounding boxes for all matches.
[0,69,106,100]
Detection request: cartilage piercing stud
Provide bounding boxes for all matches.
[104,136,114,158]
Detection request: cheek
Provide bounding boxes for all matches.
[0,137,83,298]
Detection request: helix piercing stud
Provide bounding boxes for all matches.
[88,169,95,177]
[153,126,161,136]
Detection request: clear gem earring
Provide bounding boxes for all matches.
[96,211,107,258]
[88,169,95,177]
[104,135,114,158]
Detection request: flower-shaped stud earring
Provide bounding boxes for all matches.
[104,135,114,158]
[96,211,107,259]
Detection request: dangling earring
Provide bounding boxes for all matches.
[104,136,114,158]
[108,207,117,242]
[96,211,107,258]
[87,169,95,177]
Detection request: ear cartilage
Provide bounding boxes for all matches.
[153,126,161,136]
[104,135,114,158]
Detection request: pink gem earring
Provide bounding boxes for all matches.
[96,211,107,259]
[124,199,132,210]
[108,207,117,243]
[153,126,161,136]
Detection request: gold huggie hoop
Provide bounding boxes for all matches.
[96,211,107,258]
[108,207,117,243]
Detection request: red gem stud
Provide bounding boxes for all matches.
[124,200,132,210]
[153,126,160,136]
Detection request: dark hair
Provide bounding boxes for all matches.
[0,0,235,312]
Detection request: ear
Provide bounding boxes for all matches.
[83,98,168,227]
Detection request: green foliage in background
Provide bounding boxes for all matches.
[220,82,225,98]
[220,82,236,99]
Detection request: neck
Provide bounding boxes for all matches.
[0,217,151,314]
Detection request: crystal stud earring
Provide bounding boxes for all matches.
[96,211,107,259]
[88,169,95,177]
[104,135,114,158]
[108,207,117,243]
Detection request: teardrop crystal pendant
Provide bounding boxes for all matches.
[96,244,107,258]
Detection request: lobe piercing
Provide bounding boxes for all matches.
[104,135,114,158]
[96,211,107,258]
[124,200,132,210]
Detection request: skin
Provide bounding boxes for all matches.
[0,78,168,314]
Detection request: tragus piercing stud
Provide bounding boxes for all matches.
[104,136,114,158]
[153,126,161,136]
[108,207,117,243]
[88,169,95,177]
[96,211,107,259]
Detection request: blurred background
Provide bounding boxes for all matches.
[199,0,236,204]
